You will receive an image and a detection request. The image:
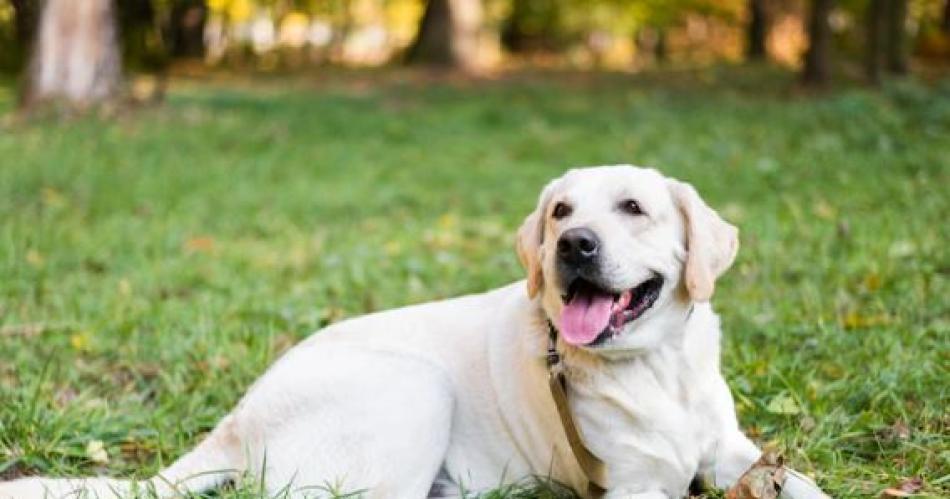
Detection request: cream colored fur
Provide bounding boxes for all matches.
[0,165,829,499]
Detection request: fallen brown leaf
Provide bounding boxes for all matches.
[725,450,786,499]
[271,333,296,355]
[0,461,28,481]
[54,387,78,407]
[877,421,911,442]
[184,236,215,253]
[880,477,923,498]
[0,323,45,338]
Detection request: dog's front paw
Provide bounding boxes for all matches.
[603,489,667,499]
[781,469,830,499]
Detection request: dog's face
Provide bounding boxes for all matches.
[517,165,738,353]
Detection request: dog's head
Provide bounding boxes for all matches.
[516,165,738,352]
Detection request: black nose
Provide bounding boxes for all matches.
[557,227,600,266]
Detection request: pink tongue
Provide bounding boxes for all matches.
[559,292,614,346]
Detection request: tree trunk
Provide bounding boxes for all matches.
[10,0,39,68]
[884,0,908,74]
[655,27,668,64]
[502,0,562,53]
[11,0,38,50]
[943,0,950,33]
[747,0,768,60]
[170,0,208,58]
[866,0,885,84]
[407,0,453,65]
[119,0,165,70]
[407,0,483,70]
[22,0,122,108]
[802,0,833,86]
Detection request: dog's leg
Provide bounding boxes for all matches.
[0,413,243,499]
[0,476,132,499]
[603,490,667,499]
[780,468,831,499]
[0,345,454,499]
[229,346,455,499]
[713,431,828,499]
[711,430,761,489]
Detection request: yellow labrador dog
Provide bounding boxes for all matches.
[1,166,828,499]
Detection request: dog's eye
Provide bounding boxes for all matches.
[552,202,572,219]
[619,199,644,216]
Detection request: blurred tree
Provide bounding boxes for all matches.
[408,0,453,64]
[407,0,483,69]
[622,0,744,66]
[866,0,885,83]
[118,0,169,70]
[654,27,668,62]
[944,0,950,32]
[866,0,908,83]
[747,0,768,60]
[502,0,565,53]
[802,0,833,85]
[884,0,907,74]
[10,0,38,60]
[169,0,208,58]
[22,0,122,108]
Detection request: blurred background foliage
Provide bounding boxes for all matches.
[1,0,948,79]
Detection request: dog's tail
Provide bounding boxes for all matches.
[0,414,245,499]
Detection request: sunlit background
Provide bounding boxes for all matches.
[0,0,948,93]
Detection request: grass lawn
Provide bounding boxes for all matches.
[0,67,947,498]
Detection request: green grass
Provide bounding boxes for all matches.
[0,67,947,498]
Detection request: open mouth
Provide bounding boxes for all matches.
[558,275,664,347]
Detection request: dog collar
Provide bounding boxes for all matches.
[546,321,608,497]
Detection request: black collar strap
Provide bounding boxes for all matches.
[546,320,561,367]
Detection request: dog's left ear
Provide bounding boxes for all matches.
[516,181,556,299]
[668,179,739,302]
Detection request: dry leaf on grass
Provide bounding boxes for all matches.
[184,236,215,253]
[880,477,923,497]
[0,323,46,338]
[85,440,109,464]
[876,421,911,442]
[725,450,786,499]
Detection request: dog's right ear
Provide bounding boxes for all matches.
[516,181,556,299]
[668,179,739,302]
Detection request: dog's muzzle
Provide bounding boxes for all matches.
[556,227,603,288]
